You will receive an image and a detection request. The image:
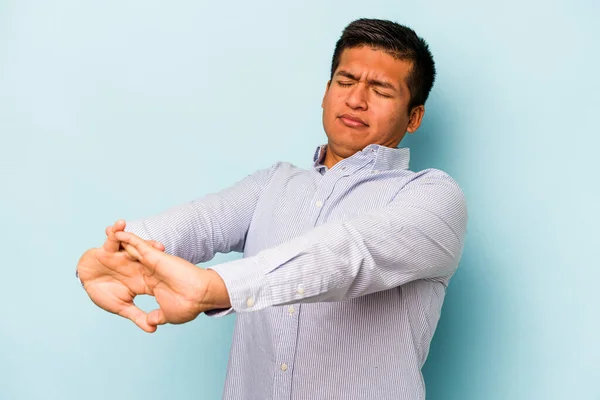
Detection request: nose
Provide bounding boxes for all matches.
[345,83,368,110]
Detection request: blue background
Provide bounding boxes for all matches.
[1,1,598,399]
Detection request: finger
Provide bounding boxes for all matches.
[119,303,157,333]
[102,220,126,253]
[147,308,167,327]
[122,243,142,261]
[147,240,165,252]
[114,231,163,272]
[112,220,127,233]
[122,241,163,262]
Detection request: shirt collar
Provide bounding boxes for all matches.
[312,145,328,171]
[312,143,410,172]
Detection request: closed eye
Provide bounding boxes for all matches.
[374,90,392,98]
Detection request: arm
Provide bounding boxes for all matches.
[208,170,468,313]
[125,163,279,264]
[76,164,277,331]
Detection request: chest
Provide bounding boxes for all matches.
[243,167,410,256]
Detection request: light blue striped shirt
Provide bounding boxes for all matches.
[126,143,468,399]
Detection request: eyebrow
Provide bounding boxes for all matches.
[335,70,398,92]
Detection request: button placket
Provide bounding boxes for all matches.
[272,302,301,398]
[310,170,349,226]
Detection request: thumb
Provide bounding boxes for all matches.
[147,308,167,327]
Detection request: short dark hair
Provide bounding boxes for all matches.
[330,18,436,111]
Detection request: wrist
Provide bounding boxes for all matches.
[204,269,232,310]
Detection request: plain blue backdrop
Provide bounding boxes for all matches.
[1,1,598,399]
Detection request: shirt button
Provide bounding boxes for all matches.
[288,305,295,315]
[280,363,288,371]
[315,200,323,208]
[246,296,255,308]
[297,285,305,295]
[371,169,379,174]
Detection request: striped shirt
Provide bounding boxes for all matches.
[126,143,468,399]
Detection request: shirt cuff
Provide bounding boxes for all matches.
[206,256,273,316]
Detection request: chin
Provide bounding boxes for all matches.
[329,140,365,155]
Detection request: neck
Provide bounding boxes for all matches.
[323,150,345,169]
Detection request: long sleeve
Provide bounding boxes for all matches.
[125,163,279,265]
[208,170,467,314]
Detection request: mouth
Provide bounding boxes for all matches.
[338,114,369,128]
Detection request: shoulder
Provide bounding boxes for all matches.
[407,168,464,191]
[399,168,468,221]
[267,161,313,178]
[244,161,310,186]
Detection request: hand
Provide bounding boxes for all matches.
[77,220,231,332]
[76,220,167,333]
[115,230,231,327]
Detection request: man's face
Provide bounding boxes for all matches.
[321,46,423,160]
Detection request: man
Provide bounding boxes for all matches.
[77,18,467,399]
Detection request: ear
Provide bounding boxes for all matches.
[406,105,425,134]
[321,80,331,109]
